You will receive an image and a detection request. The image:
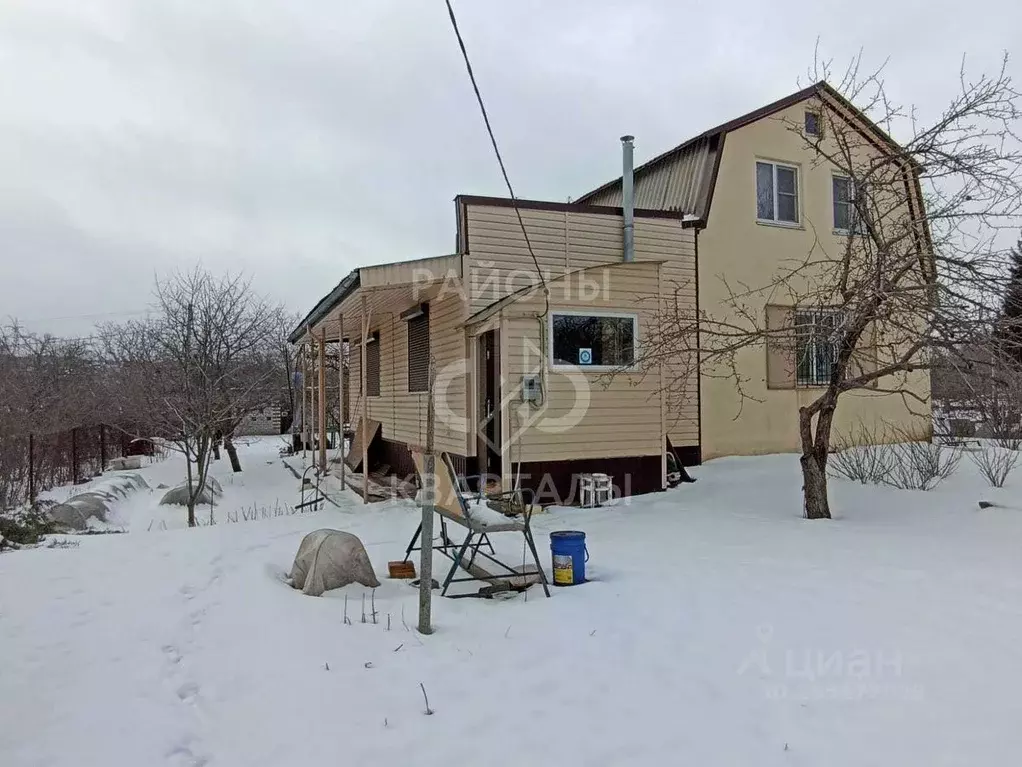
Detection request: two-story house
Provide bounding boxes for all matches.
[577,81,932,461]
[291,81,931,504]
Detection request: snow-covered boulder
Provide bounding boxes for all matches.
[159,478,223,507]
[288,529,380,597]
[48,474,150,530]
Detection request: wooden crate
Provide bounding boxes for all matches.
[388,560,416,579]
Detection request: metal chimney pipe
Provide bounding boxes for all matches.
[621,135,635,262]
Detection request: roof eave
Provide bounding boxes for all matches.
[288,271,360,344]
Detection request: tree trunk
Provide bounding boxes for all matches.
[800,451,831,519]
[185,436,213,528]
[186,460,197,531]
[189,437,214,527]
[798,405,833,520]
[185,440,197,528]
[224,434,242,473]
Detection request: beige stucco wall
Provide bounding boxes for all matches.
[463,202,698,450]
[698,98,931,459]
[497,261,689,466]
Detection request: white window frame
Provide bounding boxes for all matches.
[548,310,639,372]
[832,174,861,234]
[755,160,800,226]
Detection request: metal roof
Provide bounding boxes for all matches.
[287,270,359,344]
[581,135,718,217]
[576,83,823,213]
[576,79,919,220]
[577,81,912,219]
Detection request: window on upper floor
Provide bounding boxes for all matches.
[833,175,867,234]
[756,161,799,224]
[804,110,822,137]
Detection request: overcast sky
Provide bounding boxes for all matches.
[0,0,1018,336]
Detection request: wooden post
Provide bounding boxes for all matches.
[310,333,317,459]
[301,340,308,458]
[318,325,328,472]
[360,294,369,505]
[304,330,313,457]
[338,313,345,488]
[418,359,436,635]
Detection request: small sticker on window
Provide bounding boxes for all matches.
[578,348,593,365]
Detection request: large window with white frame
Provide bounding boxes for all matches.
[550,312,637,369]
[756,161,799,224]
[832,175,866,234]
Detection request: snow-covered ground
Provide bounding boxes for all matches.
[35,436,304,533]
[3,437,1022,766]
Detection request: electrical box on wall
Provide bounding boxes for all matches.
[522,374,541,403]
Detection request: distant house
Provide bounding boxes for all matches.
[931,346,1020,438]
[236,404,282,437]
[291,82,931,504]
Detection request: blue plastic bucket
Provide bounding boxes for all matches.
[550,531,588,586]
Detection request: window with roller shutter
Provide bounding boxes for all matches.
[406,305,430,393]
[366,332,380,397]
[350,345,361,394]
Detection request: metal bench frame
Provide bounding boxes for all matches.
[403,452,550,598]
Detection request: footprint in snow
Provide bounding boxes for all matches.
[176,682,200,704]
[166,742,209,767]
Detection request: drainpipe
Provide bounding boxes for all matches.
[621,135,635,262]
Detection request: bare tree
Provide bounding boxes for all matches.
[101,269,281,525]
[271,308,303,432]
[0,322,112,509]
[645,57,1022,518]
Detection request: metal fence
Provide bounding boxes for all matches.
[0,425,133,511]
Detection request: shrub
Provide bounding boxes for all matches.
[0,502,57,546]
[886,436,963,491]
[830,423,895,485]
[970,444,1020,487]
[831,421,962,491]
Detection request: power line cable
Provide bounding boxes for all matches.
[444,0,554,499]
[443,0,548,298]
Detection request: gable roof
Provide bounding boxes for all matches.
[576,81,908,220]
